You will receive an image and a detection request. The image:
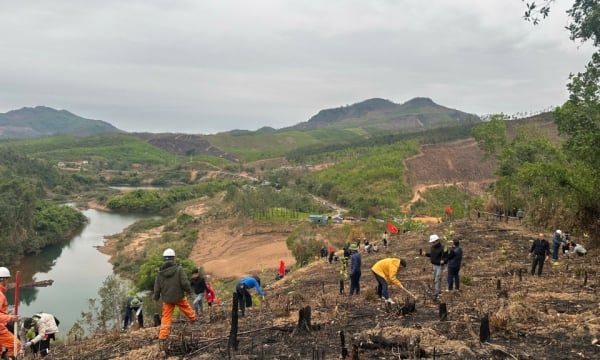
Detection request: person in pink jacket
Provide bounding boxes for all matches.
[371,258,408,305]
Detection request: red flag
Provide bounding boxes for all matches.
[387,222,399,233]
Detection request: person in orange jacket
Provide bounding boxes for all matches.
[0,267,21,360]
[370,258,408,305]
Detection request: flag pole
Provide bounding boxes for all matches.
[13,271,20,359]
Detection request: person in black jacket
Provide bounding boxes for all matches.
[530,233,550,276]
[446,239,463,291]
[425,234,446,298]
[190,268,208,316]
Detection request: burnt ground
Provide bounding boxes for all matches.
[50,218,600,360]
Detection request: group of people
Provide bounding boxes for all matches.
[0,267,60,359]
[530,230,587,276]
[425,234,464,299]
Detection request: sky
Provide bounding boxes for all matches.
[0,1,595,134]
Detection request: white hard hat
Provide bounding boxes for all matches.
[0,267,11,278]
[429,234,440,243]
[556,230,562,235]
[163,248,176,258]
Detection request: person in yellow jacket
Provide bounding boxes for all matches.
[371,258,407,304]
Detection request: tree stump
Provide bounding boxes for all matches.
[439,303,447,321]
[229,292,239,351]
[480,315,490,343]
[297,305,312,332]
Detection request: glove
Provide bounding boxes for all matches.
[22,341,31,350]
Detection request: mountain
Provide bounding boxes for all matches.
[0,106,123,139]
[284,97,480,131]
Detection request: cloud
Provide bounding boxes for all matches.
[0,0,594,133]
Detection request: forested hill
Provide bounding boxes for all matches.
[0,106,123,139]
[0,148,87,265]
[283,97,480,131]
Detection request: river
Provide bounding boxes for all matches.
[6,208,151,339]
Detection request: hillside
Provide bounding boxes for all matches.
[42,131,600,360]
[49,219,599,360]
[0,106,123,138]
[285,97,480,131]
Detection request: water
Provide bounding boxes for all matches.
[6,208,150,339]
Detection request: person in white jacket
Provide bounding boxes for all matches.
[22,313,59,358]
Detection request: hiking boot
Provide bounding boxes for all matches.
[385,298,395,305]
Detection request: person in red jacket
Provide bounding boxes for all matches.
[0,267,20,360]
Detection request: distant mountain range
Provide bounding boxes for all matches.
[0,106,123,139]
[0,97,479,140]
[0,99,481,160]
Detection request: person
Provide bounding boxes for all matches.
[153,248,196,341]
[190,268,207,316]
[320,246,328,259]
[236,276,264,316]
[562,232,571,254]
[21,313,59,358]
[372,243,379,252]
[371,258,408,304]
[0,267,20,360]
[278,260,286,279]
[342,245,351,260]
[205,282,220,307]
[328,245,335,264]
[446,239,463,291]
[552,230,566,261]
[516,209,524,223]
[573,243,587,256]
[349,243,362,295]
[382,231,388,248]
[425,234,446,299]
[122,294,144,331]
[530,233,550,276]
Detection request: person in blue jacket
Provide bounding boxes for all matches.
[236,276,264,316]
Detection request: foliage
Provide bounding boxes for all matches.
[106,180,231,213]
[0,133,176,166]
[0,149,88,264]
[77,275,129,335]
[285,225,323,266]
[299,141,418,216]
[226,185,319,219]
[410,186,473,219]
[471,114,507,158]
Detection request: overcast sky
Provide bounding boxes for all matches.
[0,1,595,134]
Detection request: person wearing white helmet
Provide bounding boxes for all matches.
[425,234,447,299]
[551,230,566,261]
[0,267,21,359]
[153,249,196,341]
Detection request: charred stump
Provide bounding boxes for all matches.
[297,305,312,332]
[229,292,239,351]
[480,315,490,343]
[340,330,348,359]
[439,303,447,321]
